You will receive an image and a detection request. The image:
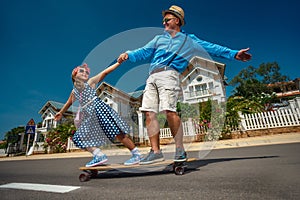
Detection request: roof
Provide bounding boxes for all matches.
[48,101,65,109]
[128,90,143,98]
[275,90,300,98]
[182,58,225,82]
[38,101,76,114]
[97,82,132,99]
[97,82,143,100]
[181,56,226,83]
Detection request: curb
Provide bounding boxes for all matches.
[1,133,300,162]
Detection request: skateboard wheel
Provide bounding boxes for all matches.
[174,166,185,175]
[79,173,90,182]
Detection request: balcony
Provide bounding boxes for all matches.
[185,89,213,100]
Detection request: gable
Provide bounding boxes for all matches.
[38,101,75,115]
[182,56,225,81]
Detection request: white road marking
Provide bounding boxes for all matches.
[0,183,80,193]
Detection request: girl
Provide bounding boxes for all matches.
[54,62,141,167]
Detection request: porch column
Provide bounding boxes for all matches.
[137,110,144,143]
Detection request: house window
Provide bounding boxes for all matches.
[189,86,194,97]
[208,82,214,89]
[195,84,208,96]
[46,119,53,129]
[188,83,210,98]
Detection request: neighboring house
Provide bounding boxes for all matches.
[37,82,144,143]
[267,78,300,98]
[267,78,300,110]
[38,101,75,133]
[34,101,76,149]
[95,82,143,141]
[96,82,142,120]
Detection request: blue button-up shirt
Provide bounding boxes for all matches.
[126,30,238,74]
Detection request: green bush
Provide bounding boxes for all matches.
[44,124,76,153]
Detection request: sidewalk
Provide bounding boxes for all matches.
[1,132,300,162]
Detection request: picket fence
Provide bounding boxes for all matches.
[147,120,207,139]
[240,108,300,130]
[159,120,196,138]
[67,108,300,150]
[144,108,300,139]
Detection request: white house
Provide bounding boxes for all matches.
[181,56,226,104]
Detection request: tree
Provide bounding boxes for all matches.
[223,62,288,134]
[177,102,199,121]
[229,62,290,97]
[5,127,24,140]
[0,141,6,149]
[229,62,288,109]
[199,100,212,122]
[229,65,257,86]
[232,78,269,99]
[256,62,289,84]
[4,126,25,146]
[226,96,265,115]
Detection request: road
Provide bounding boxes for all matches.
[0,143,299,200]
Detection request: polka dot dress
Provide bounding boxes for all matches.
[72,82,129,149]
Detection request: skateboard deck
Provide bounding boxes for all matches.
[78,158,196,182]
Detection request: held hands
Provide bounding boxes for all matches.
[117,53,128,64]
[235,48,252,62]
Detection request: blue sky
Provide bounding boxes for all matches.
[0,0,299,140]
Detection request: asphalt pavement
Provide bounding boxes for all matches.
[1,132,300,161]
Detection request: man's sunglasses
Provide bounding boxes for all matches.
[162,18,176,23]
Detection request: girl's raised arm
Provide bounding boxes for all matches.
[88,62,121,88]
[54,91,76,121]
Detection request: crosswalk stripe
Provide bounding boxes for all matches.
[0,183,80,193]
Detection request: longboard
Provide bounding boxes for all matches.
[78,158,196,182]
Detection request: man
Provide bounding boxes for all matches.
[118,5,252,164]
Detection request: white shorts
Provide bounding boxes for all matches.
[140,70,181,113]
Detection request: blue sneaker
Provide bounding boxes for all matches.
[85,155,108,167]
[140,149,164,165]
[124,154,142,165]
[174,148,187,162]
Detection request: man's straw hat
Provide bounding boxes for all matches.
[162,5,185,26]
